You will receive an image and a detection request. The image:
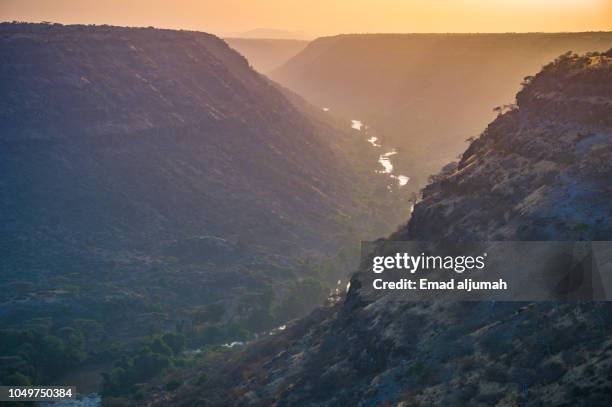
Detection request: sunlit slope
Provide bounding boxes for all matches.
[272,32,612,187]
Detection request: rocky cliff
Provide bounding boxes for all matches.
[157,50,612,406]
[402,50,612,241]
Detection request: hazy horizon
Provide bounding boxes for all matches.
[1,0,611,39]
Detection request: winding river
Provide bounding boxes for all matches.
[349,118,409,187]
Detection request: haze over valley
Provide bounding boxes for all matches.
[224,38,308,73]
[270,32,612,188]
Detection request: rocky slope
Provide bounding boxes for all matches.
[401,50,612,241]
[271,33,612,188]
[154,50,612,406]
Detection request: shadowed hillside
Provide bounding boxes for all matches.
[0,23,355,259]
[272,32,612,188]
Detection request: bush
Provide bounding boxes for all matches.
[573,222,589,232]
[196,373,208,385]
[4,372,32,386]
[276,278,328,320]
[165,379,182,391]
[162,332,186,355]
[150,337,173,357]
[131,351,172,382]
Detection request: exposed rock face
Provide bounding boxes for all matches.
[163,51,612,406]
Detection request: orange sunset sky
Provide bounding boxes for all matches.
[1,0,611,38]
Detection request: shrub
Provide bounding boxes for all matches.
[573,222,589,232]
[165,379,182,391]
[196,373,208,385]
[150,337,173,357]
[3,372,32,386]
[131,351,171,382]
[162,332,186,355]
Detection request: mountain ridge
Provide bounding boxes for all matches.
[0,22,358,255]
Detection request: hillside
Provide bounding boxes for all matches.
[271,32,612,188]
[155,50,612,406]
[224,38,308,72]
[0,23,408,390]
[0,23,358,262]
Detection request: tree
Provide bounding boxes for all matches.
[277,279,328,320]
[4,372,32,386]
[150,337,173,357]
[162,332,186,355]
[130,350,171,382]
